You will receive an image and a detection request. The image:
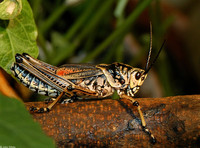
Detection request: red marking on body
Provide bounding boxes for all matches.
[56,68,81,76]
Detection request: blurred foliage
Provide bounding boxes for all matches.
[29,0,153,65]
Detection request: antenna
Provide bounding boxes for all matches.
[145,22,153,72]
[144,40,166,74]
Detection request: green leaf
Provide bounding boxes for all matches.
[0,0,38,74]
[0,94,55,148]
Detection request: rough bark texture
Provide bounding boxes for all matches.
[25,95,200,147]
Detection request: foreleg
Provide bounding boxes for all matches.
[120,94,156,144]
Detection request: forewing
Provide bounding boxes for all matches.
[22,53,58,73]
[56,64,103,79]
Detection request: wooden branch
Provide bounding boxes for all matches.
[25,95,200,147]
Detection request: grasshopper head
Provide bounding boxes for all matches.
[128,68,147,96]
[127,23,165,96]
[127,39,165,97]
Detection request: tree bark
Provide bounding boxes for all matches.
[25,95,200,147]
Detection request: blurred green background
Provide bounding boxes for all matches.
[11,0,200,100]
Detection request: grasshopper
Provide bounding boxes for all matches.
[10,28,165,144]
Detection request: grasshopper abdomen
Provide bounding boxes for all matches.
[11,63,60,97]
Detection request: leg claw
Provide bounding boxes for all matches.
[151,137,156,144]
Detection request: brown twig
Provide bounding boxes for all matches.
[25,95,200,147]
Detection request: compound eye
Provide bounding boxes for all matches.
[135,72,141,80]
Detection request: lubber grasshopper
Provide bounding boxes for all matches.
[10,29,165,144]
